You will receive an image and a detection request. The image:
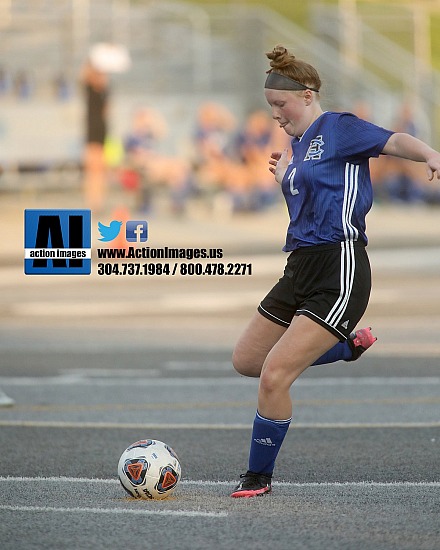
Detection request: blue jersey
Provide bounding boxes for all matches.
[281,112,394,251]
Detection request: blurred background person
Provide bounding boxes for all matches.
[80,59,110,213]
[120,107,168,213]
[121,106,192,215]
[14,69,34,100]
[53,71,72,102]
[0,65,12,97]
[234,109,287,211]
[383,101,427,203]
[191,101,238,212]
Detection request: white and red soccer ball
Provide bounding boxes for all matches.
[118,439,181,500]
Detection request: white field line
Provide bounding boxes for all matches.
[0,504,227,518]
[1,376,440,387]
[1,476,439,488]
[1,420,440,429]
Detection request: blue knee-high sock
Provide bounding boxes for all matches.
[312,340,352,365]
[248,411,291,476]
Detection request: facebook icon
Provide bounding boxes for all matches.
[126,220,148,243]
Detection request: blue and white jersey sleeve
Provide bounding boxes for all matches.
[336,113,393,160]
[281,112,394,251]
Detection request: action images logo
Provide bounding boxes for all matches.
[24,209,92,275]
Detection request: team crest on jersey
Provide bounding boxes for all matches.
[304,135,325,161]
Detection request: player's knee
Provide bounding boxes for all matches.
[259,366,283,396]
[259,360,302,395]
[232,346,261,377]
[231,347,249,375]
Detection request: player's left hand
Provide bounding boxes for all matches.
[426,153,440,180]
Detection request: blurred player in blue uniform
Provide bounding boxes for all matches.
[231,45,440,498]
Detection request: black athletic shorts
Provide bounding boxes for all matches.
[258,241,371,341]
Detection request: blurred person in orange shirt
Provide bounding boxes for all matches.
[235,109,288,210]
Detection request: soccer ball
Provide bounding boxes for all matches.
[118,439,181,500]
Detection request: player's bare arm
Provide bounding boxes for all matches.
[382,132,440,180]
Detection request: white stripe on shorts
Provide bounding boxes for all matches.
[325,163,359,328]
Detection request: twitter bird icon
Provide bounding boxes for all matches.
[98,220,123,242]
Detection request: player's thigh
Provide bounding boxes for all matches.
[232,311,286,377]
[260,315,339,390]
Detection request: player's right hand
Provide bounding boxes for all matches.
[269,148,290,184]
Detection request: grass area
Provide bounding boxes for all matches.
[184,0,310,26]
[431,15,440,71]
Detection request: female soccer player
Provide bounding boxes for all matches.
[231,45,440,498]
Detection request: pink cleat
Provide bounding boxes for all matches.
[347,327,377,362]
[230,471,272,498]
